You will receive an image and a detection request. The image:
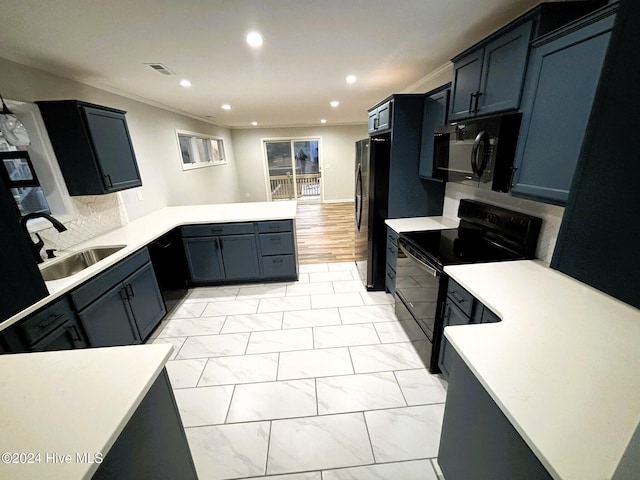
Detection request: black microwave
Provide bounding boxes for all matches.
[433,112,522,192]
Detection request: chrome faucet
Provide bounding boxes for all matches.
[20,212,67,264]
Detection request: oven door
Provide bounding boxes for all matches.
[394,239,445,372]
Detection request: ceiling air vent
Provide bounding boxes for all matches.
[145,63,175,75]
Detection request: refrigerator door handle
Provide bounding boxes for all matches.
[355,164,363,231]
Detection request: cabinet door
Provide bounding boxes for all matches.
[78,283,140,347]
[511,14,614,205]
[449,49,483,121]
[367,110,378,134]
[183,237,225,282]
[220,235,260,280]
[376,101,392,131]
[125,263,167,341]
[438,300,471,379]
[419,88,450,179]
[82,106,142,192]
[477,21,532,116]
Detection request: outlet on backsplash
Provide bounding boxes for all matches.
[36,194,129,252]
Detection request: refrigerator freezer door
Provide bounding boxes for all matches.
[354,139,370,286]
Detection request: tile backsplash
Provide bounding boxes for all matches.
[37,194,129,251]
[443,183,565,265]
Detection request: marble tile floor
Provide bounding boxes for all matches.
[148,262,448,480]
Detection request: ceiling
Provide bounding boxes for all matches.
[0,0,542,129]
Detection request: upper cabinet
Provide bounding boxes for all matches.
[419,84,450,180]
[450,22,532,121]
[36,100,142,195]
[368,100,392,135]
[448,1,606,122]
[510,5,616,205]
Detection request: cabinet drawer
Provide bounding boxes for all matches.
[21,296,75,345]
[262,255,296,278]
[257,220,292,233]
[385,267,396,295]
[70,248,151,311]
[182,223,254,237]
[259,233,294,256]
[446,279,476,318]
[481,307,501,324]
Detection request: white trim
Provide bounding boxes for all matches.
[402,62,453,93]
[175,128,227,171]
[5,100,78,223]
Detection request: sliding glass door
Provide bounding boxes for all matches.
[264,138,321,202]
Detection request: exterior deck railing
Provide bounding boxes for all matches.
[270,173,320,200]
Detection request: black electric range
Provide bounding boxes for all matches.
[394,199,542,373]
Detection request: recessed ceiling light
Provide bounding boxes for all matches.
[179,79,192,87]
[320,119,327,124]
[346,75,356,84]
[251,121,258,126]
[221,104,231,110]
[246,31,263,48]
[330,101,340,108]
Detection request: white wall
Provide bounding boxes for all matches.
[231,124,367,203]
[0,57,242,224]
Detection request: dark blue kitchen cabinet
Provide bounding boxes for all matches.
[182,223,261,284]
[77,282,140,347]
[439,279,499,379]
[125,263,167,340]
[183,237,225,283]
[368,100,392,134]
[510,6,616,205]
[36,100,142,195]
[220,235,260,280]
[419,85,450,180]
[448,2,606,122]
[450,22,532,121]
[71,248,166,346]
[385,228,398,295]
[438,347,553,480]
[552,0,640,311]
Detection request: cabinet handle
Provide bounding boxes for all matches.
[508,166,519,189]
[120,287,129,300]
[219,238,224,251]
[104,174,113,188]
[211,228,223,233]
[450,291,466,304]
[127,284,135,298]
[273,258,283,264]
[373,117,379,130]
[473,91,482,113]
[69,325,81,342]
[39,313,65,329]
[468,93,475,113]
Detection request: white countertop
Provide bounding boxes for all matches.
[0,343,173,480]
[443,260,640,480]
[385,216,459,233]
[1,201,297,331]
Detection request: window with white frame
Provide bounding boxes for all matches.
[176,130,226,170]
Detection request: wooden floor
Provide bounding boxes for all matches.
[295,202,355,264]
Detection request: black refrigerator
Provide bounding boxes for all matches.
[355,136,391,290]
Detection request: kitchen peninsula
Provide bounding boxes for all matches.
[1,200,297,332]
[439,260,640,480]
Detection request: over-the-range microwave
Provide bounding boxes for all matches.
[433,112,522,192]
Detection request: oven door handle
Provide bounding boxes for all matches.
[399,242,439,277]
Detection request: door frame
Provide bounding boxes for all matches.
[261,136,324,203]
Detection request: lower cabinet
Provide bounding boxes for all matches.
[183,220,297,284]
[439,278,500,378]
[385,228,399,295]
[438,348,552,480]
[93,369,198,480]
[71,248,166,346]
[510,5,616,205]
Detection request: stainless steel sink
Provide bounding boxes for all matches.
[40,245,126,281]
